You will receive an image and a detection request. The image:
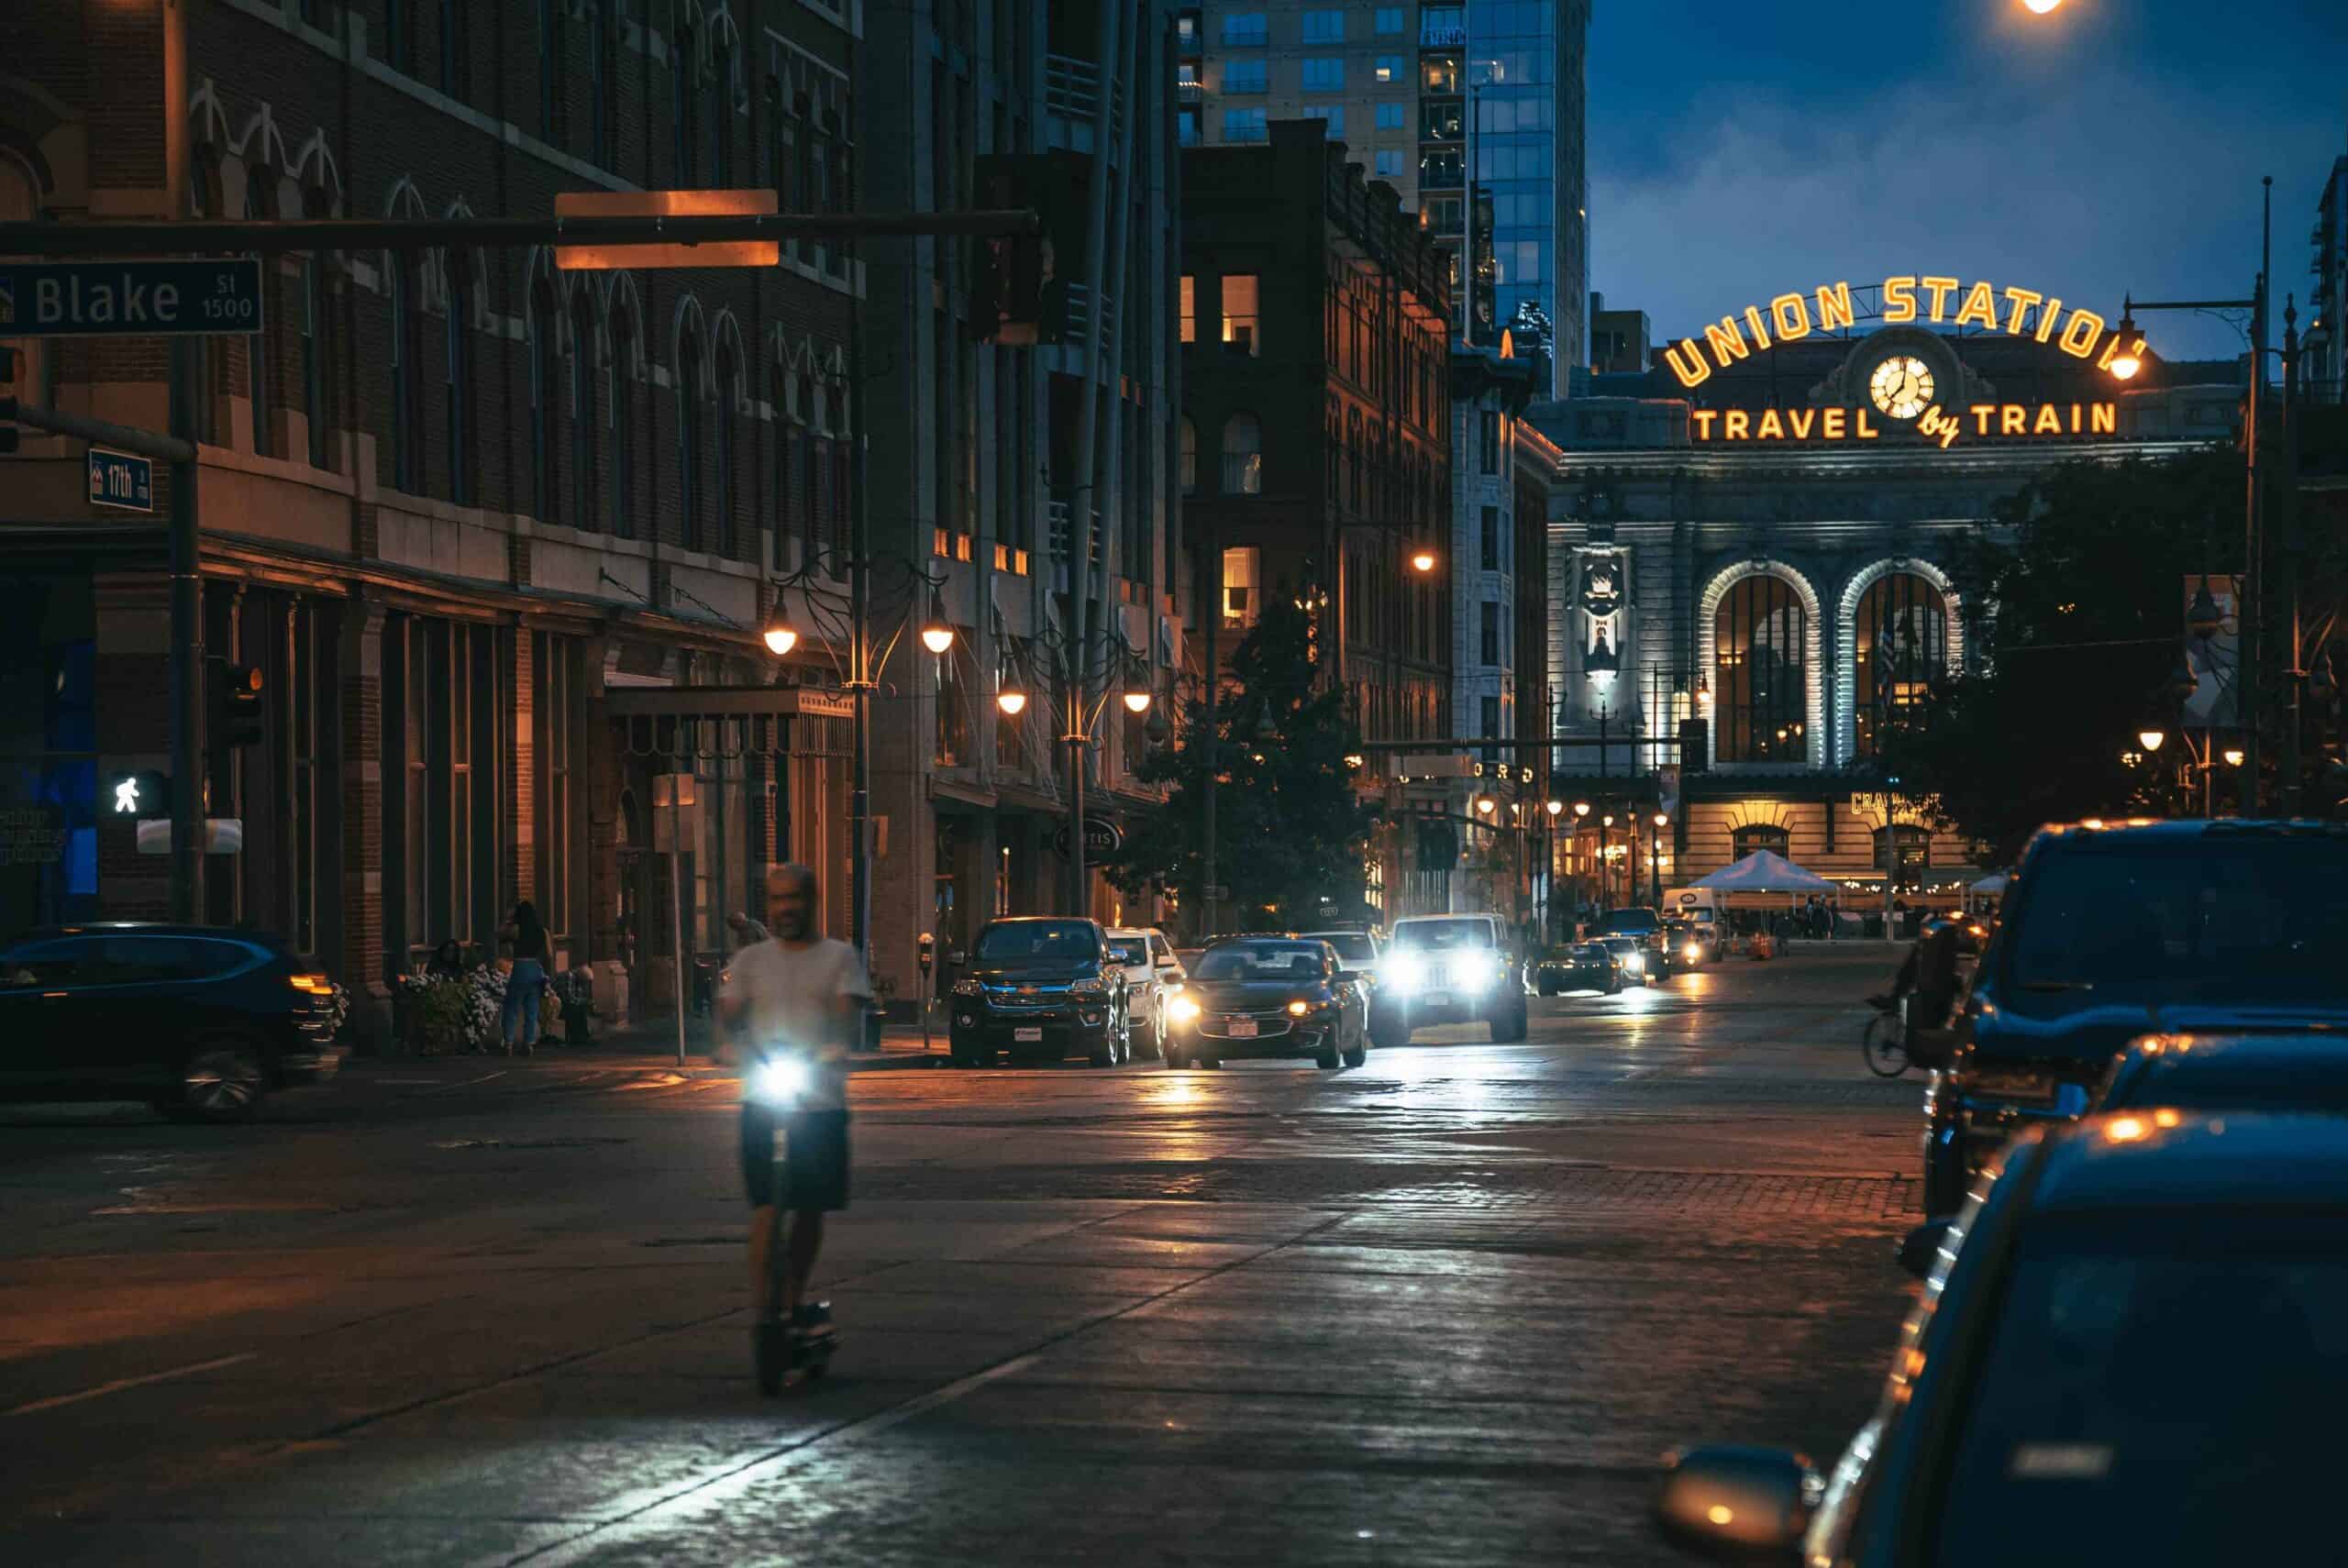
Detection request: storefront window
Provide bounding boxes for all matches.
[1713,574,1807,764]
[0,577,97,931]
[1855,573,1948,756]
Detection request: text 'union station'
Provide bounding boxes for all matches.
[1528,275,2240,908]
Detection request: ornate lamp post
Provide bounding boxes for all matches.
[996,632,1153,915]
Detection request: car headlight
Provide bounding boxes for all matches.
[1684,943,1701,962]
[1167,994,1201,1025]
[1069,977,1108,998]
[1385,953,1424,995]
[1455,951,1497,991]
[1622,952,1645,973]
[751,1056,812,1105]
[951,978,985,998]
[1287,999,1312,1016]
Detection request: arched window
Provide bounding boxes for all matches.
[1179,416,1196,497]
[531,277,562,525]
[1713,574,1807,764]
[243,166,278,457]
[443,253,474,504]
[714,335,739,557]
[1731,824,1789,859]
[1221,412,1261,495]
[677,326,704,549]
[387,252,423,491]
[610,299,636,538]
[570,293,599,531]
[1855,572,1949,757]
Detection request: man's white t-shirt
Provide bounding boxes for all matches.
[725,937,869,1111]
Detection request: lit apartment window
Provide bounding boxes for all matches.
[1220,274,1260,355]
[1221,414,1262,495]
[1222,546,1261,629]
[1180,275,1195,343]
[1374,55,1402,83]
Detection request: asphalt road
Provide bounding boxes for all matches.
[0,949,1924,1566]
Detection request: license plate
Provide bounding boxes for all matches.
[1422,992,1452,1008]
[1227,1018,1257,1038]
[1014,1026,1044,1043]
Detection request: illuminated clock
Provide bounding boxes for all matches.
[1868,355,1935,421]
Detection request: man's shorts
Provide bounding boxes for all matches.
[739,1102,851,1211]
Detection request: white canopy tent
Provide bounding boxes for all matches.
[1691,849,1838,894]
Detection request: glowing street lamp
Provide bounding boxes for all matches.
[1653,812,1668,828]
[1545,799,1563,817]
[1474,795,1496,814]
[2021,0,2062,14]
[996,687,1028,716]
[762,621,798,657]
[2138,727,2167,753]
[1573,801,1590,819]
[1410,547,1438,575]
[919,591,955,656]
[2222,746,2246,767]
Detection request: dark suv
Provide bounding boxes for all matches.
[947,917,1132,1067]
[1921,819,2348,1212]
[0,923,342,1121]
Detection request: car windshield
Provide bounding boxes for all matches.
[1602,938,1639,954]
[1310,933,1377,963]
[1391,920,1493,952]
[1194,944,1324,981]
[1933,1210,2348,1562]
[1106,940,1146,966]
[2005,838,2348,1004]
[1597,910,1660,934]
[974,922,1099,962]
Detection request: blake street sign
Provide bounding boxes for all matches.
[0,259,263,337]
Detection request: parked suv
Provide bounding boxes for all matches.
[948,917,1132,1067]
[0,923,341,1121]
[1105,927,1185,1061]
[1371,912,1527,1046]
[1920,819,2348,1213]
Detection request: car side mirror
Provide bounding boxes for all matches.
[947,950,966,969]
[1898,1218,1955,1279]
[1656,1446,1819,1562]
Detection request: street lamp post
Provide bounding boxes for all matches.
[997,630,1152,916]
[762,558,954,957]
[1650,811,1667,907]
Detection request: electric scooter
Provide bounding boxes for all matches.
[748,1053,838,1395]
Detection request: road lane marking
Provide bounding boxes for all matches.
[4,1353,256,1418]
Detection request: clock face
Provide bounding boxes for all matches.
[1869,355,1935,421]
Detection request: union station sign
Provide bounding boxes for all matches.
[1662,273,2147,389]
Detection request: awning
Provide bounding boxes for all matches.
[1691,849,1837,893]
[604,685,851,762]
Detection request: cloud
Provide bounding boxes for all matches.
[1592,60,2341,363]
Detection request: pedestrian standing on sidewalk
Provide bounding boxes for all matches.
[500,900,549,1056]
[716,863,867,1379]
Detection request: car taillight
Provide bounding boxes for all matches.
[290,973,332,995]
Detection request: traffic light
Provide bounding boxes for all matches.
[211,661,266,748]
[0,347,19,456]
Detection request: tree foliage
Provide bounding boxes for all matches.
[1879,447,2243,864]
[1102,595,1379,932]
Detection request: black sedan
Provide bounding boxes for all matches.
[1658,1112,2347,1564]
[1165,938,1366,1071]
[1534,943,1623,996]
[0,922,341,1121]
[2094,1031,2348,1114]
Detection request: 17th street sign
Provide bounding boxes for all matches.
[0,259,262,337]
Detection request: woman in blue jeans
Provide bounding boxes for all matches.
[501,900,550,1055]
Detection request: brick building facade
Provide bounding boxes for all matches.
[0,0,873,1039]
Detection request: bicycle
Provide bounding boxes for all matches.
[1862,1000,1910,1078]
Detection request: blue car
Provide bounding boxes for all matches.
[0,922,342,1121]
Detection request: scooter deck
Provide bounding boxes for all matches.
[755,1321,839,1395]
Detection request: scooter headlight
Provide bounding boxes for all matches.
[751,1056,813,1105]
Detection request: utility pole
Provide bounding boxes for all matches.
[1200,521,1220,940]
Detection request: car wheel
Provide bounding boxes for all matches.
[1341,1042,1368,1068]
[1493,997,1529,1043]
[1313,1034,1341,1070]
[174,1040,268,1123]
[1603,976,1621,995]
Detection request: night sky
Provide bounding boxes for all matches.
[1588,0,2348,364]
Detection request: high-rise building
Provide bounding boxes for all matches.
[2310,140,2348,406]
[1183,2,1588,394]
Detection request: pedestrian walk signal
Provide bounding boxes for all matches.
[108,769,171,819]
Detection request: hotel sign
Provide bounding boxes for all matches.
[1662,274,2145,389]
